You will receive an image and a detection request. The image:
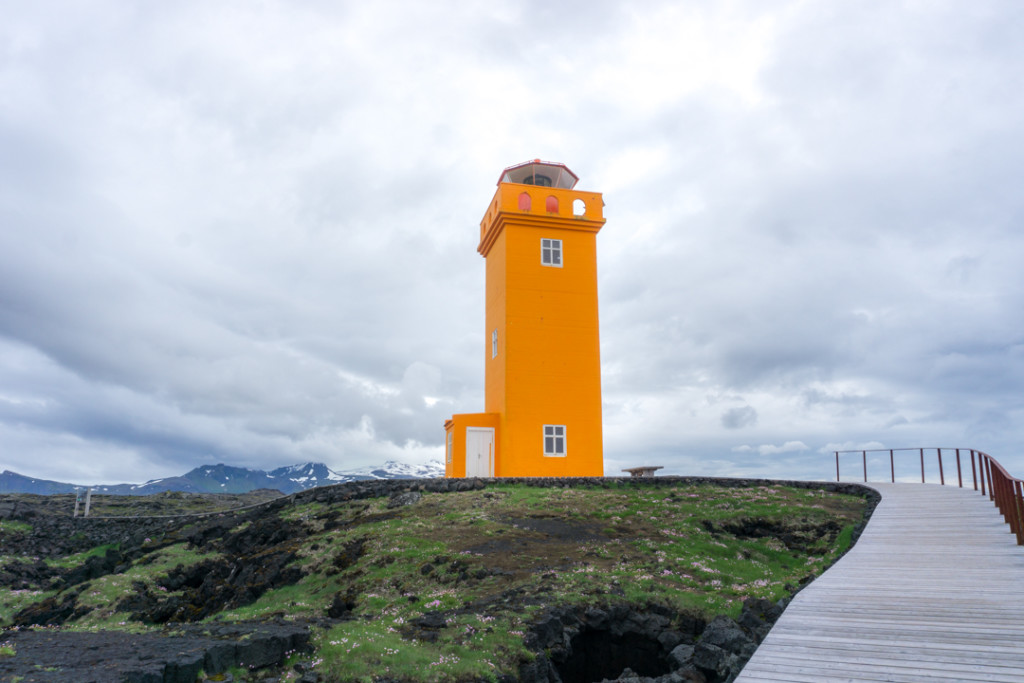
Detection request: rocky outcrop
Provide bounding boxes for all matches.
[520,598,786,683]
[0,621,310,683]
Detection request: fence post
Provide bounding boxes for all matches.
[956,449,963,488]
[920,448,925,483]
[938,449,945,486]
[835,452,840,482]
[863,450,867,482]
[1014,480,1024,545]
[997,472,1009,525]
[890,449,895,483]
[1006,477,1018,539]
[985,457,993,500]
[84,488,92,518]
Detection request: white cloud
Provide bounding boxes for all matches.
[2,1,1024,483]
[733,441,809,456]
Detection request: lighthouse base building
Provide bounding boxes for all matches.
[445,161,605,478]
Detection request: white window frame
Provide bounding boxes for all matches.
[492,329,498,358]
[543,424,566,457]
[541,238,562,268]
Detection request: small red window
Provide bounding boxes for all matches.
[518,192,531,211]
[545,195,559,213]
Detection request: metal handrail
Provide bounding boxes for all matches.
[835,447,1024,545]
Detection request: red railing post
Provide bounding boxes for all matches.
[971,450,978,491]
[986,457,994,501]
[938,449,945,486]
[1008,478,1019,542]
[995,470,1005,522]
[920,448,925,483]
[863,450,867,483]
[890,449,895,483]
[998,471,1011,526]
[980,453,987,496]
[1006,478,1016,542]
[1014,480,1024,546]
[955,449,963,488]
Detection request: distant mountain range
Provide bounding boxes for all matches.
[0,461,446,496]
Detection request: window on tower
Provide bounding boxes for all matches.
[541,238,562,267]
[543,425,566,456]
[492,329,498,358]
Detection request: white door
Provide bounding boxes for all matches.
[465,428,494,477]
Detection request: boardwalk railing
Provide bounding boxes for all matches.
[835,447,1024,545]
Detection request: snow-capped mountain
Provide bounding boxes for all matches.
[0,460,446,496]
[267,462,350,487]
[340,460,445,481]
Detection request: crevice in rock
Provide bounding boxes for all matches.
[521,599,785,683]
[560,628,672,682]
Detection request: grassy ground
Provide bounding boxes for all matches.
[0,481,868,682]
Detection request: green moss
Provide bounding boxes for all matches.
[69,543,219,629]
[0,520,32,535]
[312,612,528,683]
[835,523,855,555]
[0,588,57,625]
[45,543,120,570]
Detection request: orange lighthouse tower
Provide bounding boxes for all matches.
[445,160,605,477]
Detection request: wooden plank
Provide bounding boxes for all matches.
[745,640,1024,666]
[735,483,1024,682]
[746,654,1024,682]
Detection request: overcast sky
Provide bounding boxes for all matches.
[2,1,1023,485]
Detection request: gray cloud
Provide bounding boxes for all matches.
[2,1,1024,483]
[721,406,758,430]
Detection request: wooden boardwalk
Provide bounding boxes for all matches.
[736,483,1024,682]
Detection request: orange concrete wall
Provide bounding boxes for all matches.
[444,412,500,478]
[484,228,507,425]
[479,183,605,477]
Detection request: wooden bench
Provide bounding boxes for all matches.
[621,466,663,478]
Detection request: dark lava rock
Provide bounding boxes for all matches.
[736,598,783,642]
[62,546,126,586]
[387,491,422,508]
[703,517,844,555]
[669,644,696,668]
[11,591,91,627]
[691,616,757,682]
[327,589,357,619]
[0,621,309,682]
[332,537,366,572]
[699,615,755,655]
[412,611,448,630]
[0,558,57,591]
[117,547,304,623]
[519,597,791,683]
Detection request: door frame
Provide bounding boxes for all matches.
[465,427,495,478]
